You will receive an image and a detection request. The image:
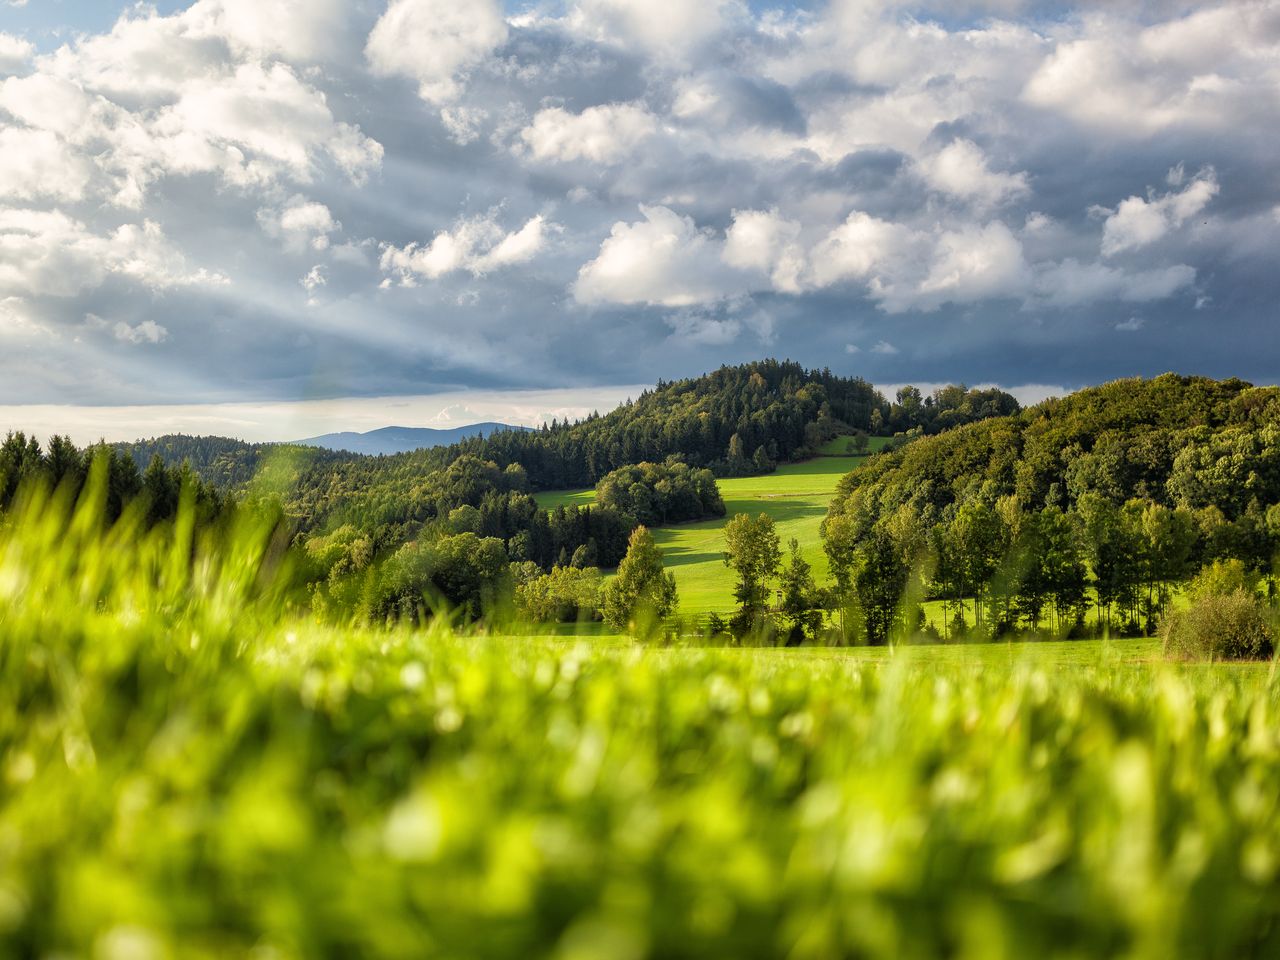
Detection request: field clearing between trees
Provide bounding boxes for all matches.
[535,447,890,615]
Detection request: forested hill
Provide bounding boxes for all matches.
[830,374,1280,527]
[119,361,1020,496]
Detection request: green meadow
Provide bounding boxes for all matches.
[6,461,1280,958]
[535,440,890,616]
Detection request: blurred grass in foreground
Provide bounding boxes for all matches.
[2,478,1280,959]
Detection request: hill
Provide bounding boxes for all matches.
[829,373,1280,525]
[293,422,531,456]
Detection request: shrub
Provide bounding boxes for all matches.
[1161,589,1275,661]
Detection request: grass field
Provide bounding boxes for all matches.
[7,482,1280,957]
[534,440,898,616]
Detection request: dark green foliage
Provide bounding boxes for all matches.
[824,375,1280,640]
[2,431,225,527]
[596,459,725,525]
[779,538,822,644]
[854,527,909,644]
[833,375,1276,524]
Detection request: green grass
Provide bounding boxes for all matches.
[6,481,1280,957]
[538,456,867,616]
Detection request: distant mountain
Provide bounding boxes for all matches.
[292,423,531,456]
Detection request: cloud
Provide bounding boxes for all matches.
[804,214,1031,313]
[1023,5,1280,134]
[1,56,382,209]
[0,127,94,202]
[1099,168,1219,256]
[366,0,507,105]
[1115,315,1145,332]
[1033,258,1196,306]
[519,102,658,165]
[301,265,327,305]
[722,209,804,293]
[870,340,899,355]
[87,313,170,345]
[805,212,923,292]
[917,139,1030,208]
[0,32,33,72]
[380,212,552,285]
[573,205,737,307]
[569,0,743,59]
[190,0,352,63]
[0,209,227,299]
[0,0,1277,408]
[258,197,341,252]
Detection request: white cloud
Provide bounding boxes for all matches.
[301,265,327,305]
[1024,5,1280,134]
[1100,169,1218,256]
[156,61,383,188]
[258,197,340,252]
[0,209,226,298]
[440,105,488,145]
[806,214,1033,312]
[0,127,94,202]
[366,0,507,105]
[918,139,1029,208]
[722,209,804,293]
[1,53,382,210]
[474,215,551,272]
[380,212,552,284]
[573,205,736,307]
[189,0,351,63]
[913,221,1031,310]
[1115,315,1145,332]
[569,0,742,59]
[0,32,34,72]
[870,340,898,355]
[519,102,658,165]
[0,296,50,342]
[805,211,923,291]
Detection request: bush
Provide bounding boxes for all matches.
[1161,589,1275,661]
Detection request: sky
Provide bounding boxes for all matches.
[0,0,1277,441]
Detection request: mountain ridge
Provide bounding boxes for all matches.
[292,422,532,456]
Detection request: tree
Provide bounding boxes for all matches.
[823,512,862,643]
[855,527,908,644]
[779,538,822,644]
[723,512,782,637]
[950,502,1006,629]
[602,526,677,635]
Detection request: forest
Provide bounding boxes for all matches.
[819,375,1280,644]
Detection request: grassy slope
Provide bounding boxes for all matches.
[534,438,894,617]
